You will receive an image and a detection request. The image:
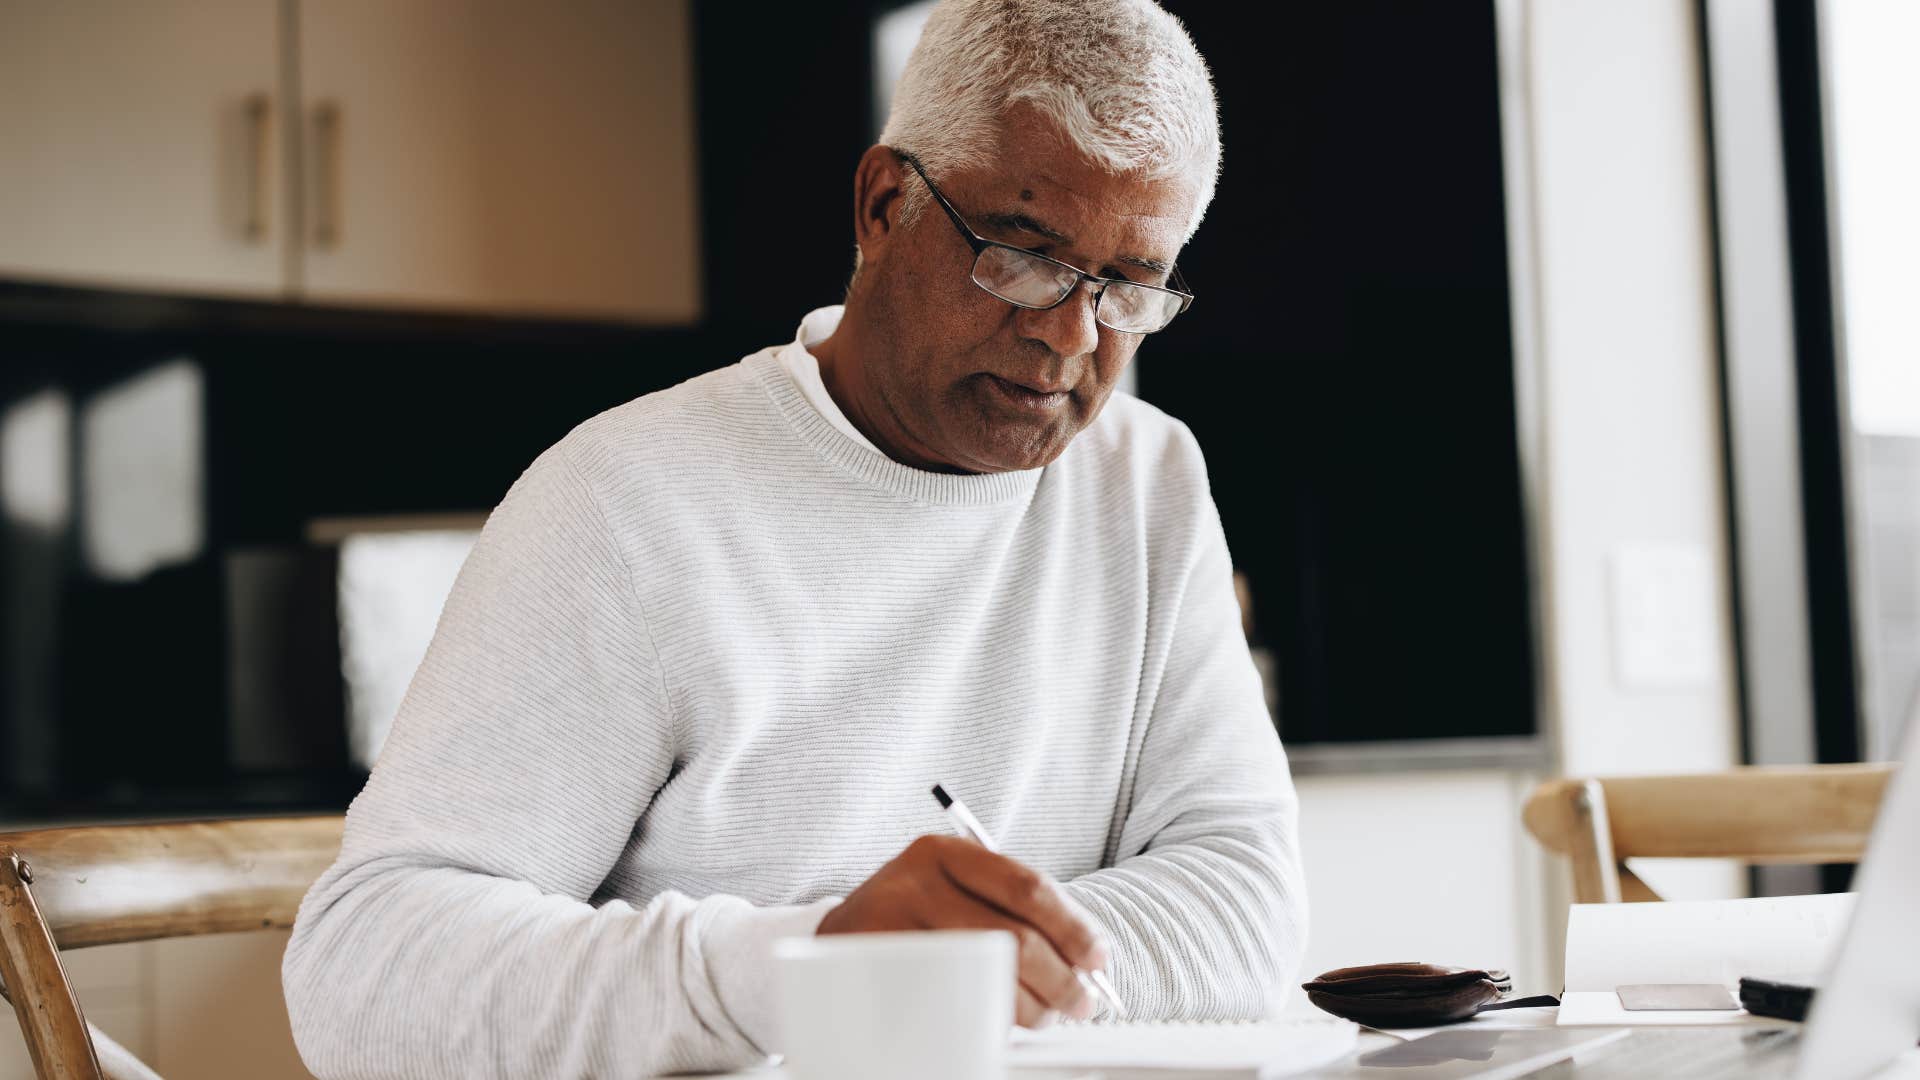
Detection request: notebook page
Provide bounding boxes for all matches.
[1563,893,1855,991]
[1008,1016,1357,1077]
[1557,893,1854,1029]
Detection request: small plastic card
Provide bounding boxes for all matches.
[1615,984,1739,1011]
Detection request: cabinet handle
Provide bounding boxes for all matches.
[242,93,271,242]
[311,101,342,249]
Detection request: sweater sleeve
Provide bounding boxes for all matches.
[281,444,834,1080]
[1059,492,1308,1021]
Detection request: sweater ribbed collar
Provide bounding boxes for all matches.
[748,322,1046,508]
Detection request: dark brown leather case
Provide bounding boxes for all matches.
[1301,962,1513,1027]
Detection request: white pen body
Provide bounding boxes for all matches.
[936,790,1127,1019]
[943,802,1001,853]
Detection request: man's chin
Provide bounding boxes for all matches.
[946,426,1075,474]
[939,385,1086,471]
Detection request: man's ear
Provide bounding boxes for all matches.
[852,144,905,267]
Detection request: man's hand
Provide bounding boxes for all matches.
[817,834,1109,1028]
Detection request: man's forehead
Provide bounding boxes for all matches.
[962,157,1194,271]
[966,105,1200,262]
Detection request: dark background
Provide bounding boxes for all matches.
[0,2,1532,817]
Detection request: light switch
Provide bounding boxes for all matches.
[1609,543,1719,689]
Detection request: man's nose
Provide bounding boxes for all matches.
[1015,279,1102,361]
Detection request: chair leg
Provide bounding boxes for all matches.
[0,849,103,1080]
[1566,780,1625,904]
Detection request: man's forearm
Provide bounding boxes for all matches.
[1064,472,1309,1021]
[283,857,836,1079]
[1061,816,1306,1021]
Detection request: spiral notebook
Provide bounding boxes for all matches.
[1008,1015,1358,1077]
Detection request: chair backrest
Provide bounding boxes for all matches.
[0,815,344,1080]
[1522,765,1893,903]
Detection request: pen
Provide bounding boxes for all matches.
[931,783,1129,1019]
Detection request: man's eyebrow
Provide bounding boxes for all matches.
[976,210,1173,276]
[1118,253,1172,275]
[976,210,1070,246]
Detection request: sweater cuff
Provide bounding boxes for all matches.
[1055,881,1123,1019]
[703,896,843,1053]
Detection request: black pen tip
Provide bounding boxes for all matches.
[932,783,953,808]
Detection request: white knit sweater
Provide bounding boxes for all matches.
[282,310,1307,1079]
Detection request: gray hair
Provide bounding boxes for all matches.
[879,0,1221,243]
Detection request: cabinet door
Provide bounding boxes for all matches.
[0,1,287,298]
[298,0,701,324]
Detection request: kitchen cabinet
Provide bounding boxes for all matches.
[0,0,288,299]
[297,0,699,322]
[0,0,699,324]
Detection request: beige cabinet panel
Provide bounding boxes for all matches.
[0,941,152,1079]
[0,931,307,1080]
[47,940,148,1008]
[151,929,313,1079]
[0,1,287,298]
[0,1003,150,1080]
[298,0,701,323]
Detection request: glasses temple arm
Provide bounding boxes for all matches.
[892,149,989,254]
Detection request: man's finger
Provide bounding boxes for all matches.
[914,887,1089,1017]
[1012,923,1090,1017]
[1014,983,1056,1030]
[937,842,1108,972]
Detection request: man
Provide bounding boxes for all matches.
[283,1,1305,1076]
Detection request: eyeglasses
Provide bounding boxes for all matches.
[894,150,1194,335]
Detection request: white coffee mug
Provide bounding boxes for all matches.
[775,929,1016,1080]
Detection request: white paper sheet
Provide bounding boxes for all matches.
[1556,893,1856,1028]
[1008,1016,1357,1077]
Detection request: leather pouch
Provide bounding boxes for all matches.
[1302,962,1516,1028]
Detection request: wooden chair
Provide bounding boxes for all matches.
[1523,764,1894,903]
[0,816,344,1080]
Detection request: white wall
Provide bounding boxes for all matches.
[1524,0,1742,788]
[1524,0,1745,920]
[1290,771,1549,1001]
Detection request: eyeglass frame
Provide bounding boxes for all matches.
[891,149,1195,335]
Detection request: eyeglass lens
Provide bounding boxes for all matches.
[971,245,1184,334]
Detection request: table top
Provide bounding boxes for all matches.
[691,1023,1920,1079]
